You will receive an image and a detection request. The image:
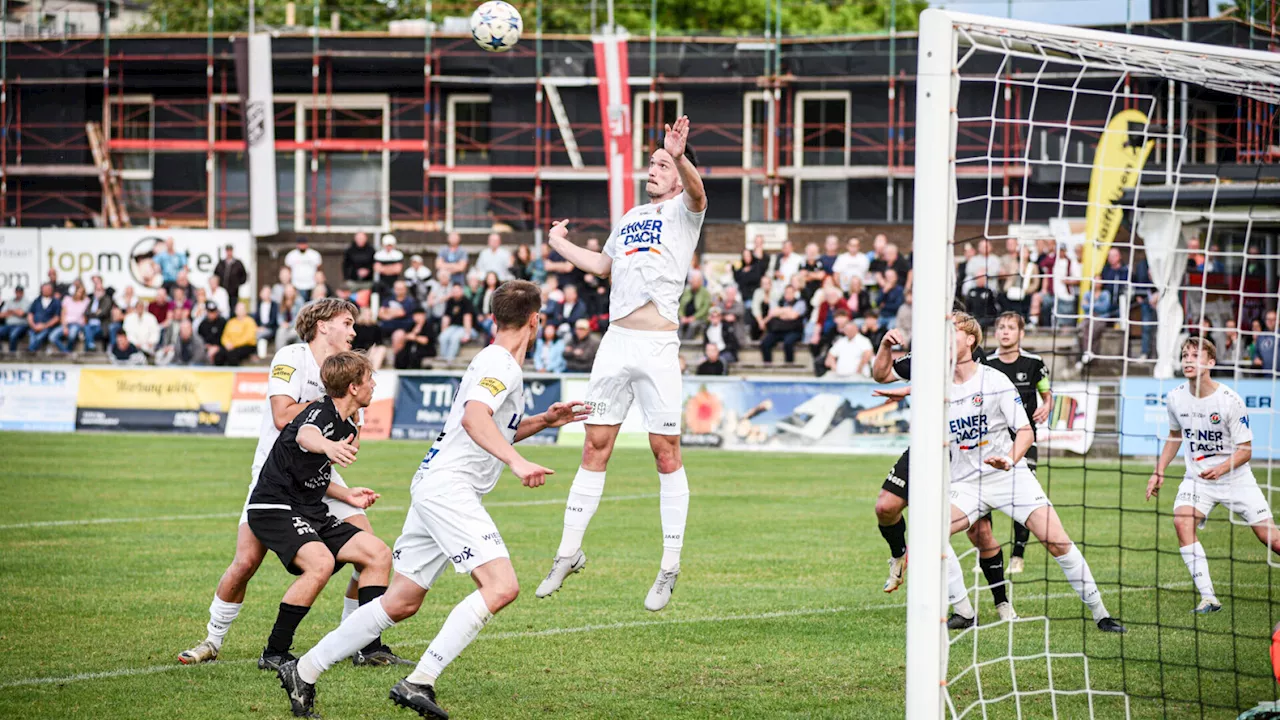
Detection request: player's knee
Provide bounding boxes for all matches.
[228,553,263,582]
[382,592,422,621]
[366,542,392,574]
[874,495,903,522]
[653,448,681,474]
[491,578,519,609]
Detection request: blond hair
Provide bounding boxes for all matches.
[295,298,358,343]
[1180,336,1218,363]
[320,350,373,398]
[953,312,983,349]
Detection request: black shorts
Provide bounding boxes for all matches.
[248,508,361,576]
[881,448,910,501]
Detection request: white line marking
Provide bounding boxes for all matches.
[0,580,1197,691]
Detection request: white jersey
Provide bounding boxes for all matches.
[414,345,525,495]
[602,192,705,325]
[948,365,1032,484]
[1165,381,1254,483]
[253,343,326,472]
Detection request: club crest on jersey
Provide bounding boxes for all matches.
[972,394,983,407]
[1209,412,1221,424]
[478,377,506,397]
[271,364,296,382]
[1016,372,1027,381]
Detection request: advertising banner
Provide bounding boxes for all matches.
[0,229,40,300]
[39,229,254,302]
[1037,382,1098,455]
[76,368,234,434]
[1119,377,1279,460]
[0,364,79,432]
[360,370,398,441]
[392,373,562,443]
[225,371,270,438]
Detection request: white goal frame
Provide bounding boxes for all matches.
[907,9,1280,719]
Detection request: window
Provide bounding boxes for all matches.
[447,95,492,167]
[632,91,684,169]
[107,95,154,219]
[798,180,847,222]
[743,92,773,222]
[795,91,850,167]
[446,177,491,232]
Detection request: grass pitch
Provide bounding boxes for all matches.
[0,432,1277,719]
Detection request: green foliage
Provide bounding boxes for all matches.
[1218,0,1271,23]
[142,0,926,35]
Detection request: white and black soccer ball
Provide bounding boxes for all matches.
[470,1,523,53]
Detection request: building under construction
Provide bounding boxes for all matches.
[0,13,1274,250]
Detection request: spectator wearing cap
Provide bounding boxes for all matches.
[343,232,377,289]
[0,286,31,352]
[109,329,146,365]
[196,301,225,363]
[373,234,405,295]
[153,237,188,290]
[394,307,433,370]
[696,343,728,376]
[702,305,739,365]
[437,284,475,362]
[254,285,280,356]
[123,299,160,358]
[404,254,432,302]
[24,282,62,353]
[678,270,712,341]
[475,232,514,281]
[436,232,470,287]
[156,318,207,366]
[284,237,323,302]
[214,244,248,306]
[563,319,600,373]
[532,322,566,373]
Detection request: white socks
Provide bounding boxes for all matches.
[205,596,243,650]
[408,591,493,686]
[1054,544,1109,622]
[659,467,690,571]
[556,469,606,557]
[297,597,397,684]
[1180,542,1216,600]
[341,570,361,621]
[946,546,974,618]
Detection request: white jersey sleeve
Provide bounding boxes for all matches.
[464,356,523,414]
[999,375,1032,433]
[1225,388,1253,446]
[1166,388,1183,435]
[268,345,308,400]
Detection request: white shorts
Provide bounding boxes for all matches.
[239,465,366,525]
[1173,476,1274,526]
[392,473,509,590]
[584,325,682,435]
[951,467,1052,526]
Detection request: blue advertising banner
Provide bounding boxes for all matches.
[391,373,563,443]
[1118,377,1279,459]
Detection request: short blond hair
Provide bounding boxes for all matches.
[1180,336,1218,363]
[321,351,373,398]
[295,298,358,342]
[953,311,983,349]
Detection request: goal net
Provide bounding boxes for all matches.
[908,9,1280,719]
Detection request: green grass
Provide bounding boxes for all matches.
[0,432,1277,719]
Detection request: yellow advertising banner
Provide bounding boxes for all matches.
[77,369,235,411]
[1081,108,1155,292]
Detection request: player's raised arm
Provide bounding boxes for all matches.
[665,116,706,213]
[547,219,612,277]
[514,400,591,443]
[461,400,554,487]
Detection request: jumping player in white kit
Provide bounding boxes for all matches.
[1146,337,1280,614]
[275,280,589,719]
[535,115,707,611]
[178,298,406,668]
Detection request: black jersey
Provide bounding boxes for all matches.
[249,395,358,517]
[984,350,1049,424]
[891,346,987,382]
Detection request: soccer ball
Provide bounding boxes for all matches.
[470,1,522,53]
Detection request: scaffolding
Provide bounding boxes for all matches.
[0,4,1276,233]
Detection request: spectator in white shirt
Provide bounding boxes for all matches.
[208,274,231,318]
[832,237,870,293]
[403,254,433,302]
[825,318,874,379]
[474,232,513,281]
[772,239,803,286]
[963,239,1003,295]
[373,234,406,295]
[123,299,160,356]
[283,237,323,301]
[1052,243,1081,328]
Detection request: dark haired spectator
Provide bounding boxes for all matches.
[275,285,302,348]
[1252,310,1278,374]
[83,276,114,351]
[148,287,173,326]
[563,319,600,373]
[533,322,567,373]
[696,342,728,376]
[861,311,886,349]
[1098,247,1130,318]
[512,244,535,282]
[586,280,610,333]
[214,244,248,306]
[678,271,712,341]
[555,284,589,335]
[1031,238,1058,327]
[964,273,999,328]
[109,330,146,365]
[1130,253,1156,359]
[760,284,806,365]
[24,283,62,353]
[153,237,188,290]
[734,248,767,305]
[438,284,475,362]
[435,232,469,287]
[799,243,825,302]
[545,243,584,292]
[378,281,419,337]
[284,237,322,302]
[157,319,207,366]
[195,302,225,363]
[0,286,31,352]
[476,272,502,341]
[879,268,906,327]
[395,308,434,370]
[343,232,376,288]
[254,285,280,356]
[703,306,740,365]
[352,307,387,369]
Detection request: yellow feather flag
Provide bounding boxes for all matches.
[1081,109,1155,294]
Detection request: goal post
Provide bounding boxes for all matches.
[908,8,1280,719]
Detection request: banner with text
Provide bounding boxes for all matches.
[40,229,254,302]
[392,372,562,444]
[0,229,40,301]
[224,369,397,440]
[0,365,79,432]
[1119,377,1278,460]
[76,368,234,434]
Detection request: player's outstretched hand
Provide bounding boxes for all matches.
[881,328,904,348]
[1032,403,1051,425]
[984,456,1013,471]
[873,386,911,403]
[511,456,554,488]
[326,435,358,468]
[549,219,570,242]
[664,116,689,160]
[543,400,591,428]
[1145,471,1163,501]
[346,487,381,509]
